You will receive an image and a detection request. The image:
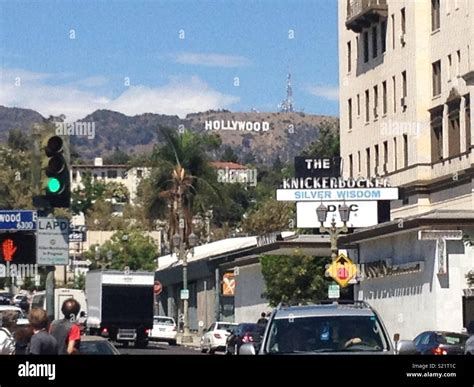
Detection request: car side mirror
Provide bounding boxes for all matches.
[397,340,418,355]
[239,343,256,355]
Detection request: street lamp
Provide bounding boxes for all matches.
[317,201,351,260]
[172,229,198,343]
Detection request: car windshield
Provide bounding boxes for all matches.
[217,323,236,331]
[154,317,174,325]
[266,315,390,354]
[79,341,118,355]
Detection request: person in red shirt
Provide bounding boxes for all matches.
[49,298,81,354]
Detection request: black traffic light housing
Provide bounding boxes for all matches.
[44,136,70,208]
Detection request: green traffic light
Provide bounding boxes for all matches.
[47,178,61,193]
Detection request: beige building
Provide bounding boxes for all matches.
[339,0,473,217]
[338,0,474,339]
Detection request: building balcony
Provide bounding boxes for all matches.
[346,0,388,33]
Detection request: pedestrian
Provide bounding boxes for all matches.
[49,298,81,354]
[27,308,58,355]
[0,310,17,355]
[257,312,268,325]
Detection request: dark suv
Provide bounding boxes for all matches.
[240,301,417,355]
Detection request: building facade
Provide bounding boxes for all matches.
[338,0,474,339]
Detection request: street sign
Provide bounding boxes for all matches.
[276,188,399,201]
[328,284,340,299]
[180,289,189,300]
[326,253,358,288]
[0,210,37,231]
[37,217,69,265]
[222,272,236,296]
[297,201,378,228]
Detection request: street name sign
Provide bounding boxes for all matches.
[0,210,37,231]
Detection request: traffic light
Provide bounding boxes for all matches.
[0,232,36,264]
[44,136,70,208]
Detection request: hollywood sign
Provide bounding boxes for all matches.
[204,120,270,132]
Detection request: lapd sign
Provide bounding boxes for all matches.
[37,218,69,265]
[297,201,378,228]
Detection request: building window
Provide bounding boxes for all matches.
[357,151,361,175]
[432,60,441,96]
[401,71,407,110]
[373,85,378,120]
[366,147,371,178]
[430,106,443,161]
[448,101,461,157]
[456,50,461,77]
[372,25,378,58]
[383,141,388,173]
[375,144,379,174]
[365,89,370,122]
[382,81,387,115]
[391,14,395,50]
[348,98,353,130]
[381,20,387,53]
[465,94,471,150]
[393,137,398,170]
[349,154,353,178]
[403,134,408,168]
[107,170,118,179]
[101,172,105,179]
[392,75,397,113]
[357,94,360,117]
[347,41,352,72]
[401,8,406,35]
[363,31,369,63]
[447,54,452,81]
[432,0,440,31]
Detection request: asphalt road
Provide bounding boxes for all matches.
[118,341,205,355]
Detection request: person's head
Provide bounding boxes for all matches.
[261,312,266,318]
[61,298,81,320]
[28,308,49,331]
[0,310,18,331]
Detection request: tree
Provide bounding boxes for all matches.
[71,172,106,215]
[84,230,158,271]
[221,145,239,163]
[7,129,30,152]
[242,197,295,235]
[260,255,331,306]
[104,147,130,165]
[302,119,340,158]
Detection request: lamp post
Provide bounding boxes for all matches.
[172,230,198,344]
[316,202,351,260]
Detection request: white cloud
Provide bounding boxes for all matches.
[172,52,251,67]
[306,85,339,101]
[0,68,239,120]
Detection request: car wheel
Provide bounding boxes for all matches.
[169,340,177,346]
[209,347,215,355]
[201,347,208,353]
[225,345,232,355]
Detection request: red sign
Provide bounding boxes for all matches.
[1,239,17,262]
[154,281,163,295]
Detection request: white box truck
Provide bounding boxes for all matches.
[85,270,154,348]
[31,288,87,321]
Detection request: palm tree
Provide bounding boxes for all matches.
[144,127,221,246]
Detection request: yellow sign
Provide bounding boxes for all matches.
[326,253,357,288]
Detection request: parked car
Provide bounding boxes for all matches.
[200,322,238,354]
[78,336,121,355]
[12,294,30,312]
[0,292,13,305]
[226,323,265,355]
[0,305,29,327]
[414,331,469,355]
[149,316,177,345]
[239,300,417,355]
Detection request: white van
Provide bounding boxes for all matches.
[31,288,87,321]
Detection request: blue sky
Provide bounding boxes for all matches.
[0,0,339,120]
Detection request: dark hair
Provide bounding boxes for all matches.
[261,312,266,318]
[1,310,18,330]
[61,298,81,320]
[28,308,49,330]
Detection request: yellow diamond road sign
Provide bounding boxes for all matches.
[326,253,358,288]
